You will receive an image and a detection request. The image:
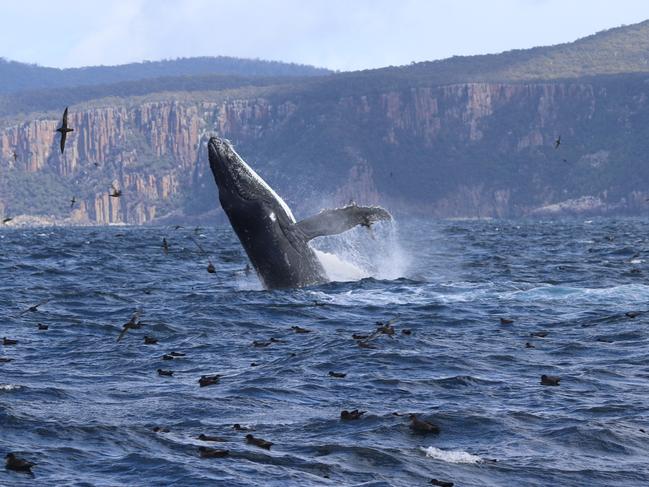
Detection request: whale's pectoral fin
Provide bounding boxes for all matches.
[295,205,392,241]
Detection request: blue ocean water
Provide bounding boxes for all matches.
[1,218,648,486]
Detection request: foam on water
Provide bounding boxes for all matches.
[313,221,409,283]
[421,446,483,464]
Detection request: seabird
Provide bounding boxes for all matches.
[291,325,312,333]
[541,374,560,386]
[56,107,74,153]
[340,409,365,420]
[70,197,76,209]
[198,446,229,458]
[245,434,273,450]
[328,371,346,378]
[162,238,169,255]
[2,217,12,224]
[3,337,18,346]
[233,424,251,431]
[554,135,561,149]
[409,414,440,434]
[157,369,174,377]
[207,261,216,274]
[116,310,143,342]
[37,324,48,331]
[198,374,220,387]
[109,184,122,198]
[0,357,13,363]
[376,323,395,336]
[500,318,514,325]
[19,299,50,316]
[525,342,535,348]
[144,336,158,345]
[152,426,169,433]
[5,453,35,474]
[431,480,454,487]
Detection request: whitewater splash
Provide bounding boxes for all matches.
[313,221,409,283]
[421,446,484,464]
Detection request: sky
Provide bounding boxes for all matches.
[2,0,649,71]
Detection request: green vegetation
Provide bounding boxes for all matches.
[0,56,331,95]
[4,20,649,220]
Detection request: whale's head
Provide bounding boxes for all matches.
[208,136,295,222]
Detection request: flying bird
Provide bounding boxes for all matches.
[2,217,12,224]
[56,107,74,153]
[70,196,76,209]
[116,310,143,342]
[554,135,561,149]
[110,184,122,198]
[18,299,50,316]
[12,151,17,163]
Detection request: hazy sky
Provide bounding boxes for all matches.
[2,0,649,71]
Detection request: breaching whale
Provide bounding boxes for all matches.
[207,137,392,289]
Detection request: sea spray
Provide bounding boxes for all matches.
[312,220,409,283]
[421,446,483,464]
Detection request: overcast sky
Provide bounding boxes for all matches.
[2,0,649,71]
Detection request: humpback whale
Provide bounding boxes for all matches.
[207,137,391,290]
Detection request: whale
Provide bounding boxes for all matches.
[207,137,392,289]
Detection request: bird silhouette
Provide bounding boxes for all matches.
[409,414,440,434]
[245,434,273,450]
[12,151,17,163]
[116,310,143,342]
[18,299,50,316]
[110,184,122,198]
[56,107,73,153]
[541,374,560,386]
[5,453,35,474]
[70,196,76,209]
[2,217,12,224]
[554,135,561,149]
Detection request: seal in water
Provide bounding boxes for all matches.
[208,137,391,289]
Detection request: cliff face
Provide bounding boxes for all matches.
[2,74,649,223]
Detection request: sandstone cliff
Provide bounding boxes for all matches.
[2,74,649,223]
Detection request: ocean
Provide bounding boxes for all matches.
[1,218,648,486]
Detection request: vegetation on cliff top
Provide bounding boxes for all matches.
[0,56,332,95]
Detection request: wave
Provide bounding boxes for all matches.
[421,446,484,464]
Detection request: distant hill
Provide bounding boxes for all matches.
[0,56,332,95]
[4,20,649,223]
[358,19,649,84]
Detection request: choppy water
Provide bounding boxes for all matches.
[1,219,649,486]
